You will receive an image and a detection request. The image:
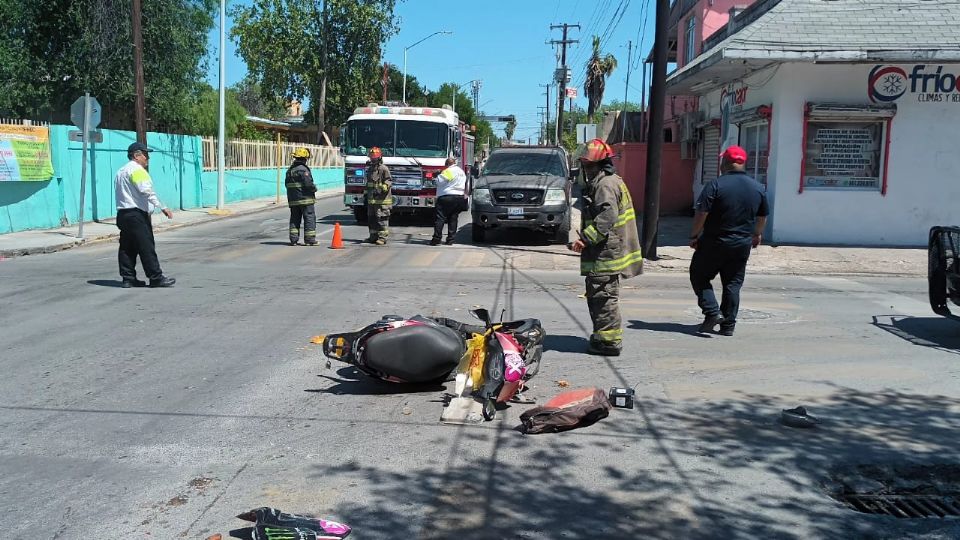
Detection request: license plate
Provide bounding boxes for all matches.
[507,207,524,218]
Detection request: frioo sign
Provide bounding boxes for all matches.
[869,65,960,103]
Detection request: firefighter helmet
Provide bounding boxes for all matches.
[578,138,614,163]
[368,147,383,159]
[291,147,311,159]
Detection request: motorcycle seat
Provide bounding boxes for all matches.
[364,325,464,383]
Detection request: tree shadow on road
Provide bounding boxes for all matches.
[872,315,960,354]
[307,385,960,539]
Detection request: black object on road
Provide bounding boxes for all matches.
[609,387,635,409]
[781,406,819,428]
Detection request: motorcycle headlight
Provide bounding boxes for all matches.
[472,188,492,205]
[544,189,565,203]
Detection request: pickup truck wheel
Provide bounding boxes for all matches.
[353,206,368,225]
[551,211,572,244]
[472,225,486,243]
[929,228,949,315]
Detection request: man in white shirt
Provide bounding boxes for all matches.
[114,142,175,288]
[431,157,468,245]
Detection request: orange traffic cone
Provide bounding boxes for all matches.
[329,222,344,249]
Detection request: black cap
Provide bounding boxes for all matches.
[127,142,152,155]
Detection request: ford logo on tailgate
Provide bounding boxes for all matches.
[511,192,524,200]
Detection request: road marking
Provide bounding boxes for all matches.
[409,251,441,268]
[455,251,486,268]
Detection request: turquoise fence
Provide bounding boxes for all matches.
[0,125,343,234]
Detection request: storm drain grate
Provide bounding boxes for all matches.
[840,494,960,519]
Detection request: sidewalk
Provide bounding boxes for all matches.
[644,216,927,277]
[0,188,344,258]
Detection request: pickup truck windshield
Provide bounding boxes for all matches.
[484,151,566,176]
[345,120,448,158]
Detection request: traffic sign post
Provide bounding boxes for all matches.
[71,94,101,239]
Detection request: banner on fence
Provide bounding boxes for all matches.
[0,125,55,181]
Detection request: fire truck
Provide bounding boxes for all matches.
[339,103,475,223]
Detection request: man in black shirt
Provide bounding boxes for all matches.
[688,145,769,336]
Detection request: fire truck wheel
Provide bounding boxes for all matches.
[353,206,368,225]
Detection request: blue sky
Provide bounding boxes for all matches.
[207,0,656,141]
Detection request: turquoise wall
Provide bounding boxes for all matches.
[0,124,343,234]
[199,167,342,206]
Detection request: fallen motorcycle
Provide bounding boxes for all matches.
[320,310,544,407]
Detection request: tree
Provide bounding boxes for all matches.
[372,63,429,106]
[504,119,517,141]
[187,86,249,138]
[0,0,217,132]
[231,75,288,119]
[231,0,398,141]
[584,36,617,118]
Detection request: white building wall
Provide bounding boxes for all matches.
[768,63,960,246]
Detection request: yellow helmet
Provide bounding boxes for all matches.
[291,148,311,159]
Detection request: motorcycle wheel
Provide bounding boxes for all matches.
[482,398,497,421]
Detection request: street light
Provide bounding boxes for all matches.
[402,30,452,104]
[451,79,480,115]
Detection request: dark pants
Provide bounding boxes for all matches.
[689,242,751,327]
[367,204,390,241]
[289,204,317,244]
[117,208,163,282]
[586,275,622,347]
[432,195,464,242]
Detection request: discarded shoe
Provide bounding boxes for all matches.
[781,406,819,428]
[149,276,176,288]
[121,279,147,288]
[699,314,723,333]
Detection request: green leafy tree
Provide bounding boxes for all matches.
[187,86,249,138]
[371,63,429,106]
[231,75,289,119]
[231,0,398,141]
[0,0,216,131]
[584,35,617,118]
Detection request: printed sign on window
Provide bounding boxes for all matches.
[803,121,882,190]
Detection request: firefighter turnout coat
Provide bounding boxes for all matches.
[580,168,644,278]
[285,161,317,206]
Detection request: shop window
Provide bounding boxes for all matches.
[684,17,696,65]
[741,121,769,188]
[800,103,896,194]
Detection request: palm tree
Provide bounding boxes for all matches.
[505,119,517,141]
[584,36,617,118]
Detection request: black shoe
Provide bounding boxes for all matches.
[698,314,723,333]
[149,276,176,288]
[444,238,455,245]
[289,240,298,246]
[121,279,147,289]
[429,238,441,246]
[305,241,318,246]
[719,325,735,336]
[587,341,622,356]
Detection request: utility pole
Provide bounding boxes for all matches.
[216,0,226,210]
[471,80,482,112]
[621,40,632,143]
[540,83,551,145]
[382,62,389,103]
[550,23,579,146]
[131,0,147,144]
[642,0,670,259]
[640,60,648,143]
[537,106,548,144]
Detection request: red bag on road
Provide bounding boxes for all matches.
[519,387,611,434]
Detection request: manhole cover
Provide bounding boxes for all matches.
[828,464,960,519]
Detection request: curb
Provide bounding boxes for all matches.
[0,191,344,258]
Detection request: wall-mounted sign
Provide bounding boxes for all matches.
[0,125,55,182]
[869,64,960,103]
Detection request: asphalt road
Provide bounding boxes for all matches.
[2,196,959,539]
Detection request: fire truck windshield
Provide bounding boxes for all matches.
[345,119,448,158]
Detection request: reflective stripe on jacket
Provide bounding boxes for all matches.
[365,163,393,206]
[580,169,644,278]
[286,161,316,206]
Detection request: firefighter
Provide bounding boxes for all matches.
[569,139,644,356]
[364,146,392,245]
[286,147,317,245]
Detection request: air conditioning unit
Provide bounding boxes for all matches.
[680,112,702,143]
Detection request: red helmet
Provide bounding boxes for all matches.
[368,147,383,159]
[578,138,614,163]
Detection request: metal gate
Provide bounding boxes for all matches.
[701,125,719,184]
